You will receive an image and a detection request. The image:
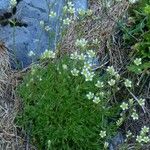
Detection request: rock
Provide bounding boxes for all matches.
[0,0,10,15]
[109,132,124,150]
[0,0,88,68]
[74,0,88,11]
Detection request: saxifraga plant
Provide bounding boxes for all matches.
[16,47,120,150]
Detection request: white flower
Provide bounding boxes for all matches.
[141,126,149,134]
[136,135,143,143]
[48,140,51,149]
[41,49,56,59]
[81,68,89,76]
[108,79,116,86]
[84,71,95,81]
[92,38,99,45]
[124,79,132,88]
[68,7,75,14]
[70,51,79,60]
[81,65,94,81]
[71,68,79,76]
[120,102,129,111]
[95,81,104,88]
[49,11,56,18]
[63,6,68,12]
[86,9,93,16]
[99,131,106,138]
[93,96,101,104]
[78,53,86,60]
[62,64,68,70]
[83,62,92,70]
[106,66,116,76]
[143,136,150,143]
[45,26,51,31]
[28,51,35,57]
[138,98,145,107]
[126,130,132,138]
[78,8,86,16]
[31,68,36,75]
[129,98,134,106]
[115,73,120,80]
[67,1,74,7]
[104,142,109,149]
[129,0,139,4]
[136,126,150,144]
[86,92,94,100]
[134,58,142,66]
[39,20,44,27]
[131,111,139,120]
[87,50,96,58]
[63,18,72,25]
[75,38,88,48]
[99,92,104,97]
[10,0,17,7]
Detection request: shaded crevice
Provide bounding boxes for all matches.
[0,18,28,27]
[10,18,28,27]
[0,0,27,27]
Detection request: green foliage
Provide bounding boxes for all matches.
[123,0,150,73]
[16,54,119,150]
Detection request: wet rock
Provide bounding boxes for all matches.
[0,0,88,68]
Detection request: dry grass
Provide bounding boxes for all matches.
[0,42,10,98]
[0,42,36,150]
[0,41,22,149]
[60,0,129,69]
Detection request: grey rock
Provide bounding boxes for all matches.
[0,0,88,68]
[109,132,124,150]
[0,0,10,15]
[74,0,88,11]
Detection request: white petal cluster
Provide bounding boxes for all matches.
[124,79,132,88]
[108,79,116,86]
[129,0,139,4]
[87,50,96,58]
[81,67,95,81]
[63,18,72,25]
[70,51,79,60]
[41,49,56,59]
[78,53,86,60]
[93,96,101,104]
[136,126,150,144]
[49,11,56,18]
[134,58,142,66]
[95,81,104,88]
[10,0,17,7]
[75,38,88,48]
[71,68,79,76]
[120,102,129,111]
[99,131,106,138]
[86,92,94,100]
[78,8,86,16]
[28,51,35,57]
[131,109,138,120]
[138,98,145,107]
[106,66,116,76]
